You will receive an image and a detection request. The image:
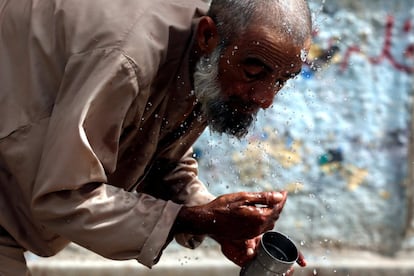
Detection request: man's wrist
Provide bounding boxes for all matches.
[173,206,208,235]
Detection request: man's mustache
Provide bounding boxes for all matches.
[225,96,260,114]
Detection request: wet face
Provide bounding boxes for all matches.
[194,26,308,139]
[194,46,255,138]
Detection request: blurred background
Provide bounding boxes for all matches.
[28,0,414,275]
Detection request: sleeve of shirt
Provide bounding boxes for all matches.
[30,48,180,268]
[138,148,216,249]
[166,148,216,249]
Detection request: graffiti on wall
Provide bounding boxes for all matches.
[307,15,414,75]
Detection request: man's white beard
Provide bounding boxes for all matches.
[193,47,256,139]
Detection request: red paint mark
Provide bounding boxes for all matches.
[403,19,412,33]
[340,46,361,71]
[339,15,414,74]
[405,44,414,58]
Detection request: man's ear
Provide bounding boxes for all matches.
[196,16,220,55]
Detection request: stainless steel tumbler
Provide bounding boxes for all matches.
[240,231,298,276]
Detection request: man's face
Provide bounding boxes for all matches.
[194,26,308,139]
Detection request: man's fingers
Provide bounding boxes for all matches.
[237,191,287,222]
[296,251,307,267]
[234,191,287,206]
[270,195,287,215]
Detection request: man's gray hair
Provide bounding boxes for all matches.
[208,0,312,46]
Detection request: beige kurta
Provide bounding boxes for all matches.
[0,0,214,268]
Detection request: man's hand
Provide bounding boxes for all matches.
[213,236,261,267]
[215,235,307,274]
[174,191,287,241]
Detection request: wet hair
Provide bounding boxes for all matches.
[208,0,312,47]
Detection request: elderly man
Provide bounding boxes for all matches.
[0,0,312,274]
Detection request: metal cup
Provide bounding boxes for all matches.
[240,231,298,276]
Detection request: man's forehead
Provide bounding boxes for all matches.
[237,32,304,68]
[243,26,305,48]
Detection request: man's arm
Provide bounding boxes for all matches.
[31,48,179,268]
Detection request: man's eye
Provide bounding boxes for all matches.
[242,57,270,80]
[244,69,263,79]
[243,66,265,80]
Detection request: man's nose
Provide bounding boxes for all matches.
[249,88,277,109]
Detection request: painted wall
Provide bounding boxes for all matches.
[194,0,414,255]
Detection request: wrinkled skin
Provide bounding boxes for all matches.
[202,191,287,240]
[217,27,306,113]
